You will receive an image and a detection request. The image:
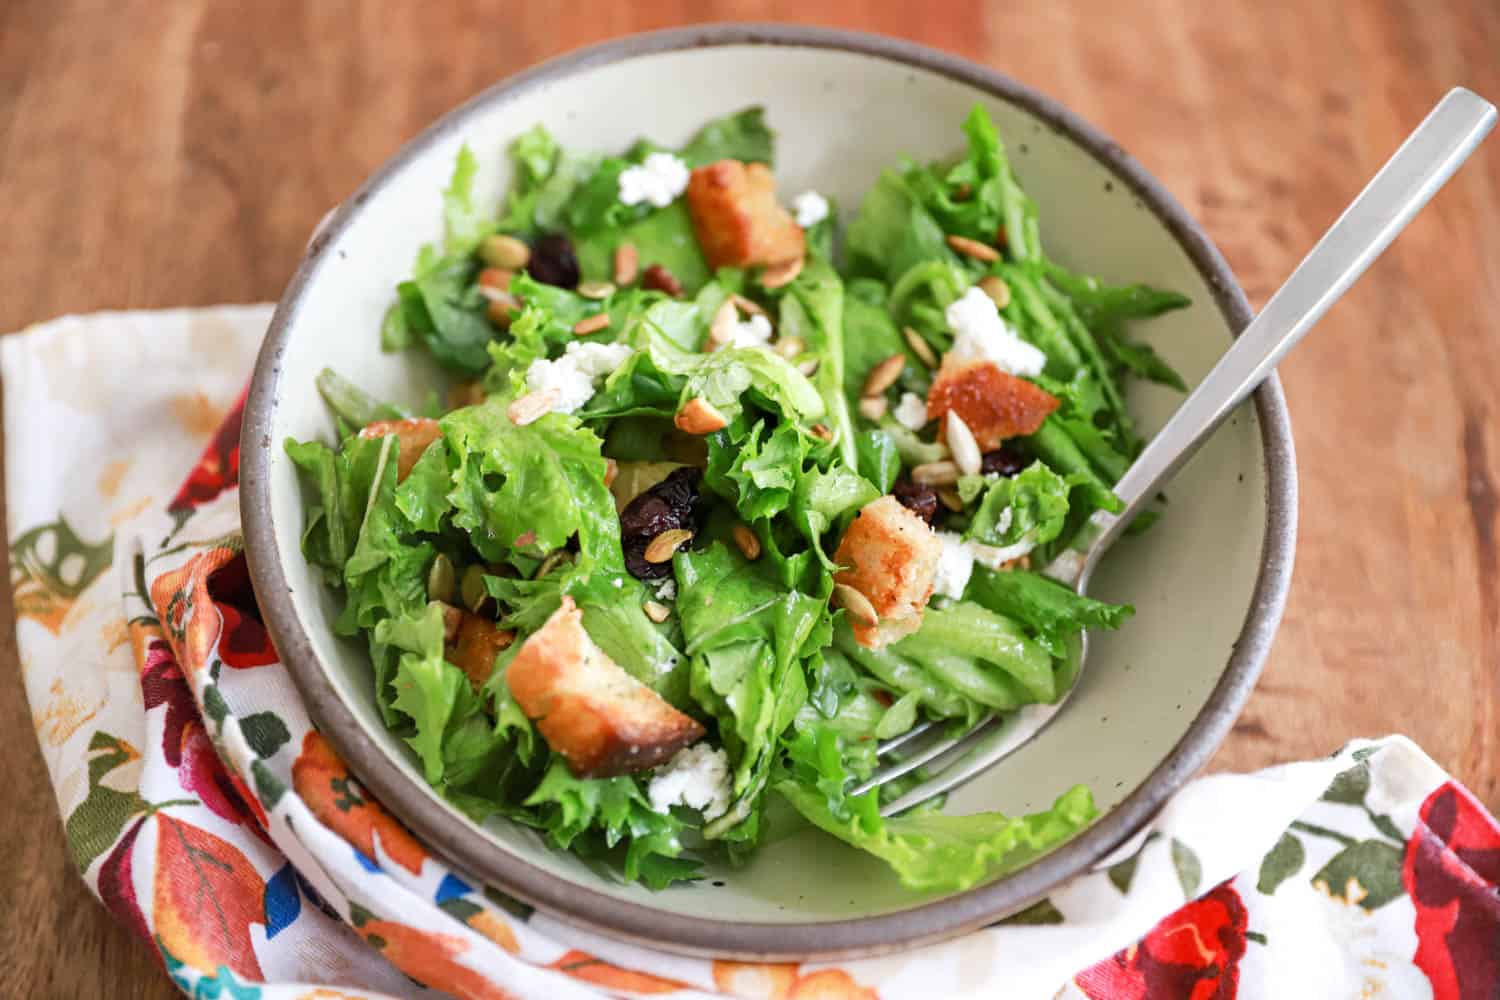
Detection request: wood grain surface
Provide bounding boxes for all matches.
[3,1,1498,996]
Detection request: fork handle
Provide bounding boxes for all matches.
[1089,88,1495,561]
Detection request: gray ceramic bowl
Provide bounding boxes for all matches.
[242,24,1296,960]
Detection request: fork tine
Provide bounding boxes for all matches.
[849,714,995,797]
[878,702,1063,816]
[874,719,935,758]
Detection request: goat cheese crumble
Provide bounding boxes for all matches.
[525,341,634,414]
[618,152,690,208]
[893,392,929,431]
[722,312,774,349]
[945,286,1047,377]
[932,532,976,600]
[647,743,731,819]
[792,190,830,228]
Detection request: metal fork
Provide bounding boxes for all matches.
[861,87,1496,817]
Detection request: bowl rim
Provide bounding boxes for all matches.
[241,22,1297,961]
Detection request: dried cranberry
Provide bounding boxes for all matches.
[619,467,705,579]
[527,233,580,289]
[980,445,1028,477]
[640,264,683,297]
[892,480,940,526]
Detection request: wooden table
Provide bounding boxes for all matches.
[3,1,1497,995]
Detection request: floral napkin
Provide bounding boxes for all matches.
[6,306,1497,1000]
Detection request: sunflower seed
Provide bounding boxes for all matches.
[732,523,761,561]
[761,255,804,289]
[674,397,729,435]
[832,583,879,627]
[862,354,906,397]
[576,280,616,300]
[643,600,672,623]
[507,389,558,426]
[946,411,983,477]
[978,275,1012,310]
[644,528,693,563]
[946,234,1000,262]
[573,312,611,335]
[911,460,960,486]
[613,242,639,285]
[427,553,456,604]
[903,326,938,367]
[480,234,531,270]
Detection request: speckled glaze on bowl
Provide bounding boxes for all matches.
[241,24,1296,960]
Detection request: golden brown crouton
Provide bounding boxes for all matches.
[359,417,442,482]
[926,360,1059,451]
[832,496,942,648]
[686,160,805,270]
[446,611,515,695]
[506,597,704,777]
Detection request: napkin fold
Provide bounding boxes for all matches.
[6,307,1497,1000]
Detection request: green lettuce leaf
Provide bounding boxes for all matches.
[521,760,699,889]
[965,566,1133,658]
[962,460,1074,550]
[676,544,827,843]
[680,106,774,167]
[776,727,1095,891]
[439,398,621,570]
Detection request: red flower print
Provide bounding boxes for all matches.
[141,639,197,768]
[98,816,154,957]
[1076,881,1248,1000]
[177,720,262,835]
[207,552,277,669]
[1403,781,1500,1000]
[168,387,246,514]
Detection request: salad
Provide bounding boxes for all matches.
[288,105,1190,892]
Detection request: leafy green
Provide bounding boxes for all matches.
[966,567,1133,658]
[398,258,495,374]
[847,168,953,285]
[777,256,856,466]
[963,460,1074,550]
[521,760,699,889]
[776,727,1096,891]
[440,399,620,569]
[679,106,774,167]
[676,545,827,842]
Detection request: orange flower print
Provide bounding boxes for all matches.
[713,960,878,999]
[291,731,427,875]
[463,907,520,955]
[150,546,240,676]
[152,815,266,980]
[350,910,518,1000]
[548,949,695,993]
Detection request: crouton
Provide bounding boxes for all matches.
[359,417,442,482]
[686,160,805,270]
[926,360,1059,451]
[832,496,942,649]
[506,596,704,777]
[446,611,515,694]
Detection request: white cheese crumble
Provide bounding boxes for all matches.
[723,313,773,349]
[944,286,1047,377]
[525,341,634,414]
[654,578,677,601]
[618,152,690,208]
[970,535,1037,570]
[932,532,976,600]
[893,392,929,431]
[792,190,830,228]
[647,743,731,819]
